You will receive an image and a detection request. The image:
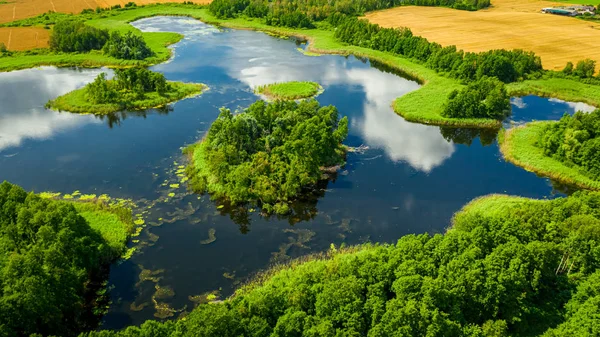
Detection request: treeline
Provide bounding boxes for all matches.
[333,16,542,84]
[49,19,153,60]
[0,182,119,336]
[83,191,600,336]
[87,67,170,104]
[185,99,348,215]
[443,76,510,119]
[538,109,600,180]
[209,0,491,24]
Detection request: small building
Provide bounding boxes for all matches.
[541,7,579,16]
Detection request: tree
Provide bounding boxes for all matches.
[573,59,596,78]
[49,19,108,53]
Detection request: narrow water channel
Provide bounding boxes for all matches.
[0,16,594,329]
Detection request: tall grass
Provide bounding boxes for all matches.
[499,122,600,190]
[507,78,600,107]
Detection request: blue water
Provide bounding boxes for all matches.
[0,16,594,329]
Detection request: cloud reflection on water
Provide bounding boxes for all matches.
[0,67,102,153]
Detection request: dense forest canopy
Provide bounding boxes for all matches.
[0,182,122,337]
[49,19,152,60]
[87,67,170,104]
[442,76,510,119]
[83,191,600,336]
[185,99,348,214]
[538,109,600,180]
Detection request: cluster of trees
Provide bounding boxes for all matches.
[83,191,600,336]
[538,109,600,180]
[208,0,491,24]
[49,19,153,60]
[87,67,170,104]
[442,76,510,119]
[102,31,153,60]
[0,181,117,337]
[559,59,600,84]
[333,16,542,84]
[186,99,348,214]
[49,19,109,53]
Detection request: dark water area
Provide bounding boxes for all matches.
[0,16,595,329]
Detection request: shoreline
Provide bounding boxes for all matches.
[499,122,600,191]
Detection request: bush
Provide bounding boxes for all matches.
[573,59,596,79]
[102,31,153,60]
[442,76,510,119]
[538,108,600,180]
[49,19,109,53]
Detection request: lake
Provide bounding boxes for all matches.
[0,16,594,329]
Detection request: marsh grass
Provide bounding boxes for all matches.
[255,81,321,100]
[73,201,134,256]
[499,122,600,190]
[507,78,600,107]
[47,81,204,115]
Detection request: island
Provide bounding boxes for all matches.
[255,81,322,100]
[46,67,204,114]
[184,99,348,215]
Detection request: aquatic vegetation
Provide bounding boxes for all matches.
[153,284,175,300]
[189,290,221,306]
[85,191,600,336]
[46,68,205,115]
[200,228,217,245]
[255,81,322,100]
[136,265,165,286]
[185,99,348,215]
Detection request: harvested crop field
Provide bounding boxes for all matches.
[365,0,600,71]
[0,0,212,24]
[0,27,48,50]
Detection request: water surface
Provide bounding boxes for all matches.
[0,16,593,329]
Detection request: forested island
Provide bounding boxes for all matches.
[185,99,348,215]
[47,67,204,114]
[0,181,133,337]
[501,109,600,190]
[255,81,322,100]
[79,191,600,336]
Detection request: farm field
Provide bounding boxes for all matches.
[365,0,600,71]
[0,0,211,24]
[0,26,48,50]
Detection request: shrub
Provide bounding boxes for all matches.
[102,31,153,60]
[442,76,510,119]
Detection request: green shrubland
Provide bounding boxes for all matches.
[185,99,348,214]
[82,191,600,337]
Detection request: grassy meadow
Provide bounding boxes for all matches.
[255,81,322,100]
[507,77,600,107]
[47,81,204,114]
[499,122,600,190]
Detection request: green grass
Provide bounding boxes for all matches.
[47,81,204,115]
[499,122,600,190]
[71,201,134,256]
[255,81,322,100]
[507,77,600,107]
[452,194,542,225]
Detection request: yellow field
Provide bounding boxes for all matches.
[0,27,48,50]
[0,0,211,24]
[365,0,600,70]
